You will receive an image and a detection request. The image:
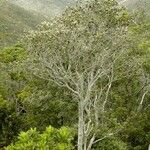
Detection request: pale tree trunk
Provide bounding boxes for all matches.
[78,100,84,150]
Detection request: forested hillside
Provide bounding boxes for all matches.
[0,1,46,47]
[9,0,74,17]
[0,0,74,48]
[1,0,149,47]
[0,0,150,150]
[121,0,150,14]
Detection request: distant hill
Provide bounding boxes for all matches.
[119,0,150,13]
[0,0,75,48]
[0,0,149,48]
[9,0,75,17]
[0,1,47,47]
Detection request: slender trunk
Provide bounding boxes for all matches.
[78,100,84,150]
[84,137,87,150]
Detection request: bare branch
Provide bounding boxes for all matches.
[137,91,148,111]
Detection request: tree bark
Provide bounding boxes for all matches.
[78,100,84,150]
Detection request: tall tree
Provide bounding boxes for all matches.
[25,0,143,149]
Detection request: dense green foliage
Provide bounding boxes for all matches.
[0,45,77,147]
[6,126,74,150]
[0,0,150,150]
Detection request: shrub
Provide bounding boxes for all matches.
[6,126,74,150]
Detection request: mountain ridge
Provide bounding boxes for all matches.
[0,0,149,48]
[0,1,48,47]
[0,0,75,47]
[8,0,75,18]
